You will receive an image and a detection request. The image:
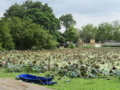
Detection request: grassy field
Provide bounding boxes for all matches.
[0,68,120,90]
[49,77,120,90]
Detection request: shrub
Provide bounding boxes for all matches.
[68,43,76,49]
[5,63,23,72]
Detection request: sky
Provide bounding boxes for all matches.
[1,0,120,32]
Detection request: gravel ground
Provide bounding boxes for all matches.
[0,78,54,90]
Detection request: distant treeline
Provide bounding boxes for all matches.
[0,0,120,50]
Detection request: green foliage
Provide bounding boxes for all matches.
[112,20,120,41]
[1,48,120,79]
[5,63,45,73]
[22,64,43,73]
[0,43,6,51]
[22,64,33,73]
[80,24,97,43]
[68,43,76,49]
[95,20,120,42]
[64,25,79,42]
[5,63,23,72]
[96,22,113,42]
[1,49,120,90]
[54,31,65,44]
[0,20,15,50]
[59,14,76,30]
[80,20,120,42]
[4,0,61,36]
[0,17,58,50]
[32,29,58,49]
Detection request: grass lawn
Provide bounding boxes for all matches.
[48,77,120,90]
[0,68,120,90]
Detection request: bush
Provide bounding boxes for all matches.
[5,63,23,72]
[68,43,76,49]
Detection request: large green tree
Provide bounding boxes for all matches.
[64,25,79,42]
[0,19,15,50]
[59,14,76,31]
[96,22,113,42]
[80,24,97,43]
[1,17,58,50]
[4,0,61,36]
[112,20,120,41]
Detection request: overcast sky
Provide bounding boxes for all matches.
[1,0,120,32]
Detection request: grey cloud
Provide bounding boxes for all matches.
[2,0,120,16]
[61,1,119,14]
[1,0,120,28]
[40,0,120,16]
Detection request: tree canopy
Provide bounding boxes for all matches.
[64,25,79,42]
[0,17,58,50]
[80,24,97,43]
[0,19,15,50]
[4,0,61,35]
[95,22,113,42]
[80,21,120,43]
[59,14,76,31]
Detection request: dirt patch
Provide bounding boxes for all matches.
[0,78,54,90]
